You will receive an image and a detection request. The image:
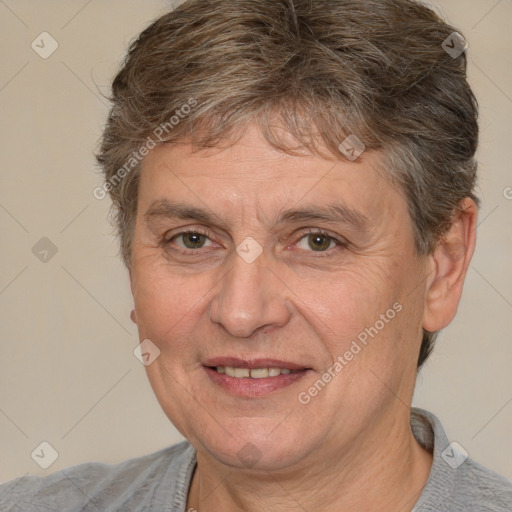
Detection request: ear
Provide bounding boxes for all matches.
[128,267,137,325]
[422,198,478,332]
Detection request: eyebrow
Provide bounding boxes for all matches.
[144,199,369,232]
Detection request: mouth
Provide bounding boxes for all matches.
[202,357,312,397]
[211,366,302,378]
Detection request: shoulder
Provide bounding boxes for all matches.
[411,408,512,512]
[0,440,196,512]
[452,457,512,511]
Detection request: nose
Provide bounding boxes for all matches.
[208,246,291,338]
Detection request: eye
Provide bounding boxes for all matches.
[295,229,346,254]
[163,228,346,257]
[168,230,214,250]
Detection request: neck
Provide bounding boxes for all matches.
[186,408,433,512]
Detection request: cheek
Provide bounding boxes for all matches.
[131,263,206,352]
[131,266,212,434]
[302,262,419,391]
[309,269,398,344]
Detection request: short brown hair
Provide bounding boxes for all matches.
[96,0,479,369]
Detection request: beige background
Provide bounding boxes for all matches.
[0,0,511,484]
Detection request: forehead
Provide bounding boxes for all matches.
[137,124,408,231]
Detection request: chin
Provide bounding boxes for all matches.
[193,423,314,472]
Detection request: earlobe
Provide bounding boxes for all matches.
[422,198,478,332]
[130,309,137,324]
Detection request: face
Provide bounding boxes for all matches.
[129,124,430,471]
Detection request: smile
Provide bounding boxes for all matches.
[203,365,311,397]
[214,366,299,378]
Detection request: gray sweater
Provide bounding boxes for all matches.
[0,408,511,511]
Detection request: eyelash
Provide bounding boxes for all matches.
[163,227,347,258]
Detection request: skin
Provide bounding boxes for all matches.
[128,123,477,511]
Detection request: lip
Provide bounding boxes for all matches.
[202,357,312,398]
[203,367,311,397]
[203,357,309,371]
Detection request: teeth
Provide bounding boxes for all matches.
[234,368,250,378]
[249,368,269,379]
[224,366,236,377]
[215,366,299,378]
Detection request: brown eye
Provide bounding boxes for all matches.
[296,232,336,252]
[294,229,347,256]
[307,233,332,251]
[172,232,213,250]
